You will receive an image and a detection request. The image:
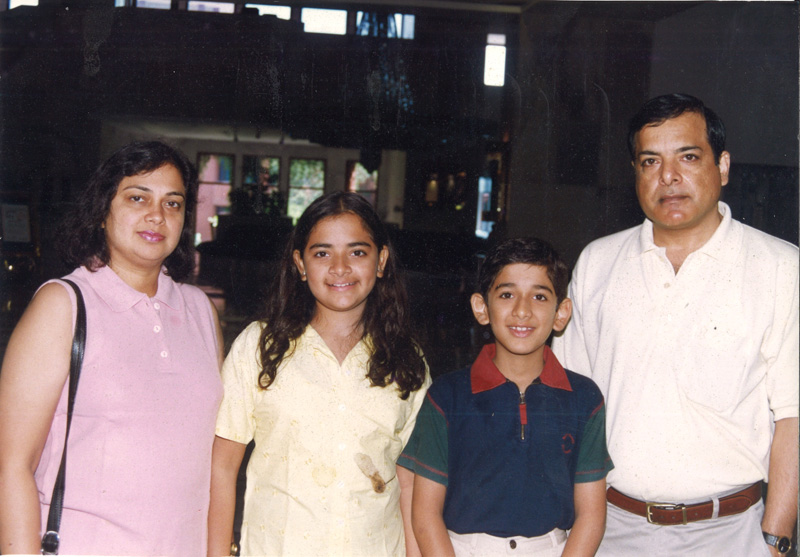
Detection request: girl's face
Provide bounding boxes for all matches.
[103,164,186,274]
[293,213,388,323]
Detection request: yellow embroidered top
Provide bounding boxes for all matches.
[216,322,430,556]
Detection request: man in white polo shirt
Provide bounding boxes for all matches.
[552,93,798,556]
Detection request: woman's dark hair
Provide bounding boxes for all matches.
[627,93,726,164]
[61,140,199,282]
[257,191,427,399]
[477,237,570,304]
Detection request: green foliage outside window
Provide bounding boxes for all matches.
[288,159,325,220]
[240,155,283,215]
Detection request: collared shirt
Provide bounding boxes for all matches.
[35,265,222,556]
[398,344,612,538]
[216,322,430,557]
[552,202,799,502]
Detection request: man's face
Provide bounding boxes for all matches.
[632,111,730,236]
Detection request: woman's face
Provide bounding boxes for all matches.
[103,164,186,273]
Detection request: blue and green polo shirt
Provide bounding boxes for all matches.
[398,344,613,537]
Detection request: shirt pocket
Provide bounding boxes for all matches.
[678,300,756,413]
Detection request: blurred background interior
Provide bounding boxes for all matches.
[1,0,798,378]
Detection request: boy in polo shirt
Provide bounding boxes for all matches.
[399,237,612,556]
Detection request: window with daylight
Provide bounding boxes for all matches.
[10,0,38,8]
[288,159,325,221]
[242,155,282,214]
[188,1,235,13]
[196,153,234,244]
[132,0,171,9]
[356,12,415,39]
[484,33,506,87]
[346,161,378,207]
[475,176,495,239]
[301,8,347,35]
[245,4,291,19]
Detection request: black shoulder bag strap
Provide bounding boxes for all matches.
[41,278,86,556]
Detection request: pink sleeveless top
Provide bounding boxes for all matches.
[35,265,222,556]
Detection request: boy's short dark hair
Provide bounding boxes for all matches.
[477,237,569,303]
[627,93,726,164]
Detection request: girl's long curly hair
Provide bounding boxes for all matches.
[257,192,426,399]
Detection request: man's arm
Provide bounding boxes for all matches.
[761,417,798,557]
[411,474,454,557]
[562,478,606,557]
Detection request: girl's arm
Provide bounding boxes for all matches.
[208,436,247,557]
[411,474,454,557]
[208,299,225,368]
[562,478,607,557]
[0,283,73,555]
[397,465,421,557]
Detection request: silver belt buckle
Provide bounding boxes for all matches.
[646,502,688,525]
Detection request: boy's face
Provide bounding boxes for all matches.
[470,263,571,362]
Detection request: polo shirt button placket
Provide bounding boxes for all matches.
[509,539,517,549]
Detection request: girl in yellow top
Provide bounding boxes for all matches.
[208,192,430,557]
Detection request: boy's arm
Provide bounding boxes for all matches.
[398,465,422,557]
[562,478,606,557]
[411,474,455,557]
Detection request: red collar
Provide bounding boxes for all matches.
[470,344,572,394]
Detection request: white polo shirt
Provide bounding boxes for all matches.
[552,202,798,502]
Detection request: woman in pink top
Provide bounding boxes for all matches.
[0,141,223,555]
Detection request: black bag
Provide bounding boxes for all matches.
[41,279,86,556]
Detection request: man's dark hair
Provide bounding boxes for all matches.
[477,237,569,304]
[627,93,726,164]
